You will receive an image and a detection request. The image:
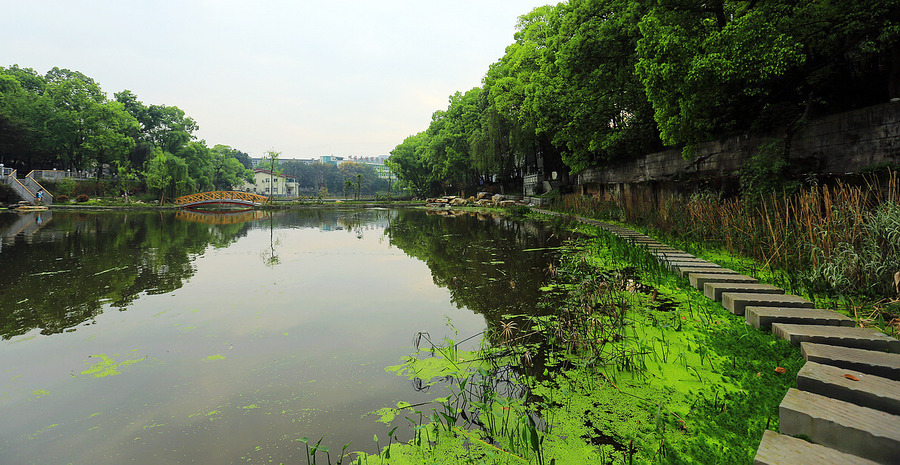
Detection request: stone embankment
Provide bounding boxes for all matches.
[535,209,900,465]
[425,193,550,209]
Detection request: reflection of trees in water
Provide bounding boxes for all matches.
[0,211,253,340]
[385,210,568,333]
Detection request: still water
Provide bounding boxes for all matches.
[0,208,564,464]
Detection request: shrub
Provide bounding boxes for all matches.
[76,194,90,203]
[56,195,70,203]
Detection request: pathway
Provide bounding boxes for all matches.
[536,210,900,464]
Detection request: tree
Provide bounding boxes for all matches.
[210,144,253,190]
[635,0,899,153]
[344,178,354,198]
[144,148,190,203]
[265,149,281,201]
[82,100,140,178]
[387,133,431,196]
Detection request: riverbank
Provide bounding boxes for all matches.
[339,212,803,464]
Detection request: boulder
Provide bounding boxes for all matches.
[499,200,517,207]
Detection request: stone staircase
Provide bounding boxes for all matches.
[534,210,900,464]
[1,169,53,205]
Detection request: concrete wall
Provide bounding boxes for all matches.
[577,101,900,195]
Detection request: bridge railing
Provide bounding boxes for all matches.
[173,191,270,206]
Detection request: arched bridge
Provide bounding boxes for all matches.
[174,191,270,208]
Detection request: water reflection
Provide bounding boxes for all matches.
[0,211,253,339]
[0,208,564,465]
[387,209,566,324]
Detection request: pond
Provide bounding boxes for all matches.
[0,208,566,464]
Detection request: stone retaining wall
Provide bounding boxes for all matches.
[577,101,900,196]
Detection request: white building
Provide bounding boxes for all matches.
[240,169,299,197]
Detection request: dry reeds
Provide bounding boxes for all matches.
[559,171,900,299]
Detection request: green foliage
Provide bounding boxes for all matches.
[389,0,899,193]
[808,201,900,297]
[0,66,251,198]
[144,148,190,203]
[739,139,797,198]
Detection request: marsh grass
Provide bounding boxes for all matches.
[558,171,900,332]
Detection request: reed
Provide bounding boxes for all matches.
[558,171,900,306]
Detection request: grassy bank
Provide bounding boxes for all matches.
[555,174,900,336]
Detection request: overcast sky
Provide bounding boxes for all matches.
[2,1,552,159]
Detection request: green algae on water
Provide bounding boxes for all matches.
[80,353,147,378]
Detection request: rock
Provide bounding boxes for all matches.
[499,200,516,207]
[477,192,490,199]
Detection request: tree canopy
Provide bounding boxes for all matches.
[0,66,253,199]
[388,0,899,195]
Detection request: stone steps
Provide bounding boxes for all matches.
[772,324,900,353]
[704,282,783,302]
[754,430,880,465]
[722,293,814,316]
[651,252,696,260]
[747,307,855,330]
[689,272,757,290]
[679,266,737,278]
[779,388,900,464]
[665,260,721,272]
[796,361,900,416]
[801,342,900,380]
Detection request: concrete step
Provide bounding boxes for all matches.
[797,361,900,416]
[664,260,716,271]
[722,293,814,316]
[680,266,738,279]
[661,257,709,264]
[802,343,900,380]
[689,273,757,290]
[779,388,900,464]
[705,282,783,302]
[753,429,879,465]
[772,324,900,353]
[651,252,696,260]
[747,307,855,330]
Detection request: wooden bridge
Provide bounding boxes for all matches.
[173,191,269,208]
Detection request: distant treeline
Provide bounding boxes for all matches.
[388,0,898,196]
[279,160,390,197]
[0,66,254,200]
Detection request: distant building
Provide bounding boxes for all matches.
[250,156,315,168]
[239,169,298,197]
[344,155,392,180]
[319,155,345,166]
[248,154,393,182]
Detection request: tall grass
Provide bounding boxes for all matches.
[557,171,900,302]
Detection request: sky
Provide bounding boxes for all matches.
[1,0,553,159]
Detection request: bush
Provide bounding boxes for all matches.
[56,195,70,203]
[76,194,90,203]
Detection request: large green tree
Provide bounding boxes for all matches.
[636,0,899,151]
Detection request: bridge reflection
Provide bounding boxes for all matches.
[175,209,268,225]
